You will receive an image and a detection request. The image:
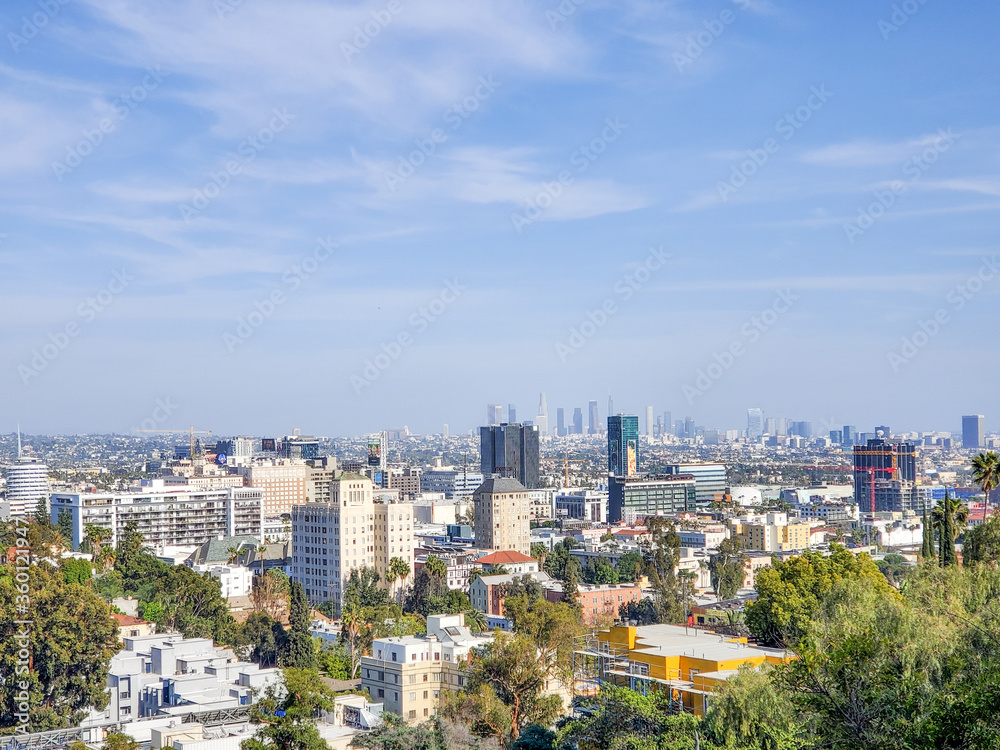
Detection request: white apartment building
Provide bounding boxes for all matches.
[420,469,485,499]
[5,458,49,517]
[554,489,608,523]
[473,476,531,555]
[51,480,263,550]
[291,472,414,608]
[360,614,493,723]
[191,564,254,598]
[676,527,728,549]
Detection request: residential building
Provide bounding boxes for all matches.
[470,572,552,616]
[963,415,985,449]
[729,513,810,552]
[544,582,643,625]
[413,550,480,591]
[594,623,789,716]
[476,549,539,575]
[479,423,540,489]
[291,472,413,608]
[663,463,727,506]
[4,457,49,518]
[360,614,494,723]
[608,474,696,523]
[420,468,484,500]
[608,415,640,477]
[191,564,254,598]
[473,476,531,555]
[111,614,156,640]
[676,528,728,549]
[51,481,263,551]
[239,459,311,516]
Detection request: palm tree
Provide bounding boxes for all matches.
[464,608,487,633]
[972,452,1000,521]
[933,495,969,541]
[425,555,448,579]
[388,557,409,604]
[227,546,240,565]
[257,544,267,577]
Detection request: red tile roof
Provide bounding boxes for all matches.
[111,613,148,627]
[478,550,535,565]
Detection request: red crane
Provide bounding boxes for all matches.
[865,466,899,514]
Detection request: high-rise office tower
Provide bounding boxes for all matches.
[747,408,764,439]
[487,404,502,426]
[663,411,672,438]
[6,429,49,518]
[607,415,639,477]
[536,393,549,436]
[789,421,812,439]
[608,394,613,421]
[479,423,540,489]
[573,407,584,435]
[684,417,694,439]
[588,400,599,435]
[556,408,566,436]
[963,415,985,449]
[645,406,654,438]
[842,425,857,447]
[443,424,449,438]
[508,404,517,423]
[473,476,530,554]
[853,438,917,513]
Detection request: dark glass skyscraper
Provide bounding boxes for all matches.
[573,407,583,435]
[588,400,599,435]
[607,415,639,476]
[963,415,984,449]
[480,423,540,489]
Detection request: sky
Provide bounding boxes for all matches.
[2,0,999,438]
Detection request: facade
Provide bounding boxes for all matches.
[677,528,728,549]
[470,571,552,616]
[607,415,640,477]
[555,489,608,523]
[747,408,763,439]
[51,481,263,550]
[608,474,696,523]
[963,415,985,449]
[239,460,311,516]
[420,469,485,499]
[215,436,257,458]
[852,439,917,512]
[545,582,643,625]
[479,423,540,489]
[729,513,810,552]
[663,463,727,506]
[291,472,413,608]
[280,433,319,460]
[5,458,49,517]
[476,549,539,575]
[473,476,531,555]
[360,614,493,723]
[595,624,788,717]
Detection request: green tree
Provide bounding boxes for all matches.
[971,451,1000,520]
[388,556,410,604]
[709,538,746,601]
[60,558,93,585]
[615,551,643,583]
[935,494,960,567]
[583,556,619,585]
[465,608,488,633]
[284,582,317,669]
[343,566,389,614]
[921,508,935,560]
[503,594,583,680]
[530,544,549,567]
[746,544,894,647]
[875,553,910,587]
[703,665,802,750]
[963,516,1000,567]
[351,712,444,750]
[315,640,352,680]
[102,733,140,750]
[443,633,563,746]
[426,555,448,578]
[241,611,287,667]
[560,557,581,610]
[57,510,73,544]
[0,560,119,729]
[242,668,335,750]
[512,724,555,750]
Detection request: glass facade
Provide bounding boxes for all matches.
[607,415,639,476]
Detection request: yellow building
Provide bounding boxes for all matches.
[595,624,790,716]
[730,513,811,552]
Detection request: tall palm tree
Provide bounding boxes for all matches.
[425,555,448,579]
[227,546,240,565]
[257,544,267,577]
[388,557,410,603]
[972,452,1000,521]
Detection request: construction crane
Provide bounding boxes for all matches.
[560,452,586,488]
[136,426,212,464]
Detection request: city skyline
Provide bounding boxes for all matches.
[3,0,999,437]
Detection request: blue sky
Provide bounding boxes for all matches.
[2,0,998,438]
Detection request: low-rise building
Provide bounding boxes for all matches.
[360,614,493,723]
[476,549,539,575]
[543,582,643,625]
[470,572,552,617]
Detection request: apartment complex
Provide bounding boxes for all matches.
[291,472,413,608]
[4,457,49,517]
[238,460,310,516]
[473,476,531,555]
[51,480,263,550]
[729,513,810,552]
[420,468,485,499]
[360,614,493,723]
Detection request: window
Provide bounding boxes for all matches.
[423,708,429,717]
[408,710,417,719]
[377,689,385,698]
[423,690,428,699]
[409,692,416,701]
[423,674,428,682]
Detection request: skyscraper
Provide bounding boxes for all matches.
[573,407,584,435]
[684,417,694,439]
[645,406,654,438]
[5,428,49,518]
[853,438,917,513]
[842,425,857,447]
[588,400,599,435]
[479,423,540,489]
[663,411,672,438]
[963,415,984,449]
[556,408,566,436]
[487,403,502,426]
[536,393,549,436]
[607,415,639,477]
[747,408,764,439]
[508,404,517,423]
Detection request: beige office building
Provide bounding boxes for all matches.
[473,476,530,556]
[240,460,310,516]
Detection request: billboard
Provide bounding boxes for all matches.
[626,442,637,476]
[368,441,381,467]
[261,438,276,452]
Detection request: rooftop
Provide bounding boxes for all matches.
[477,550,535,565]
[474,476,528,494]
